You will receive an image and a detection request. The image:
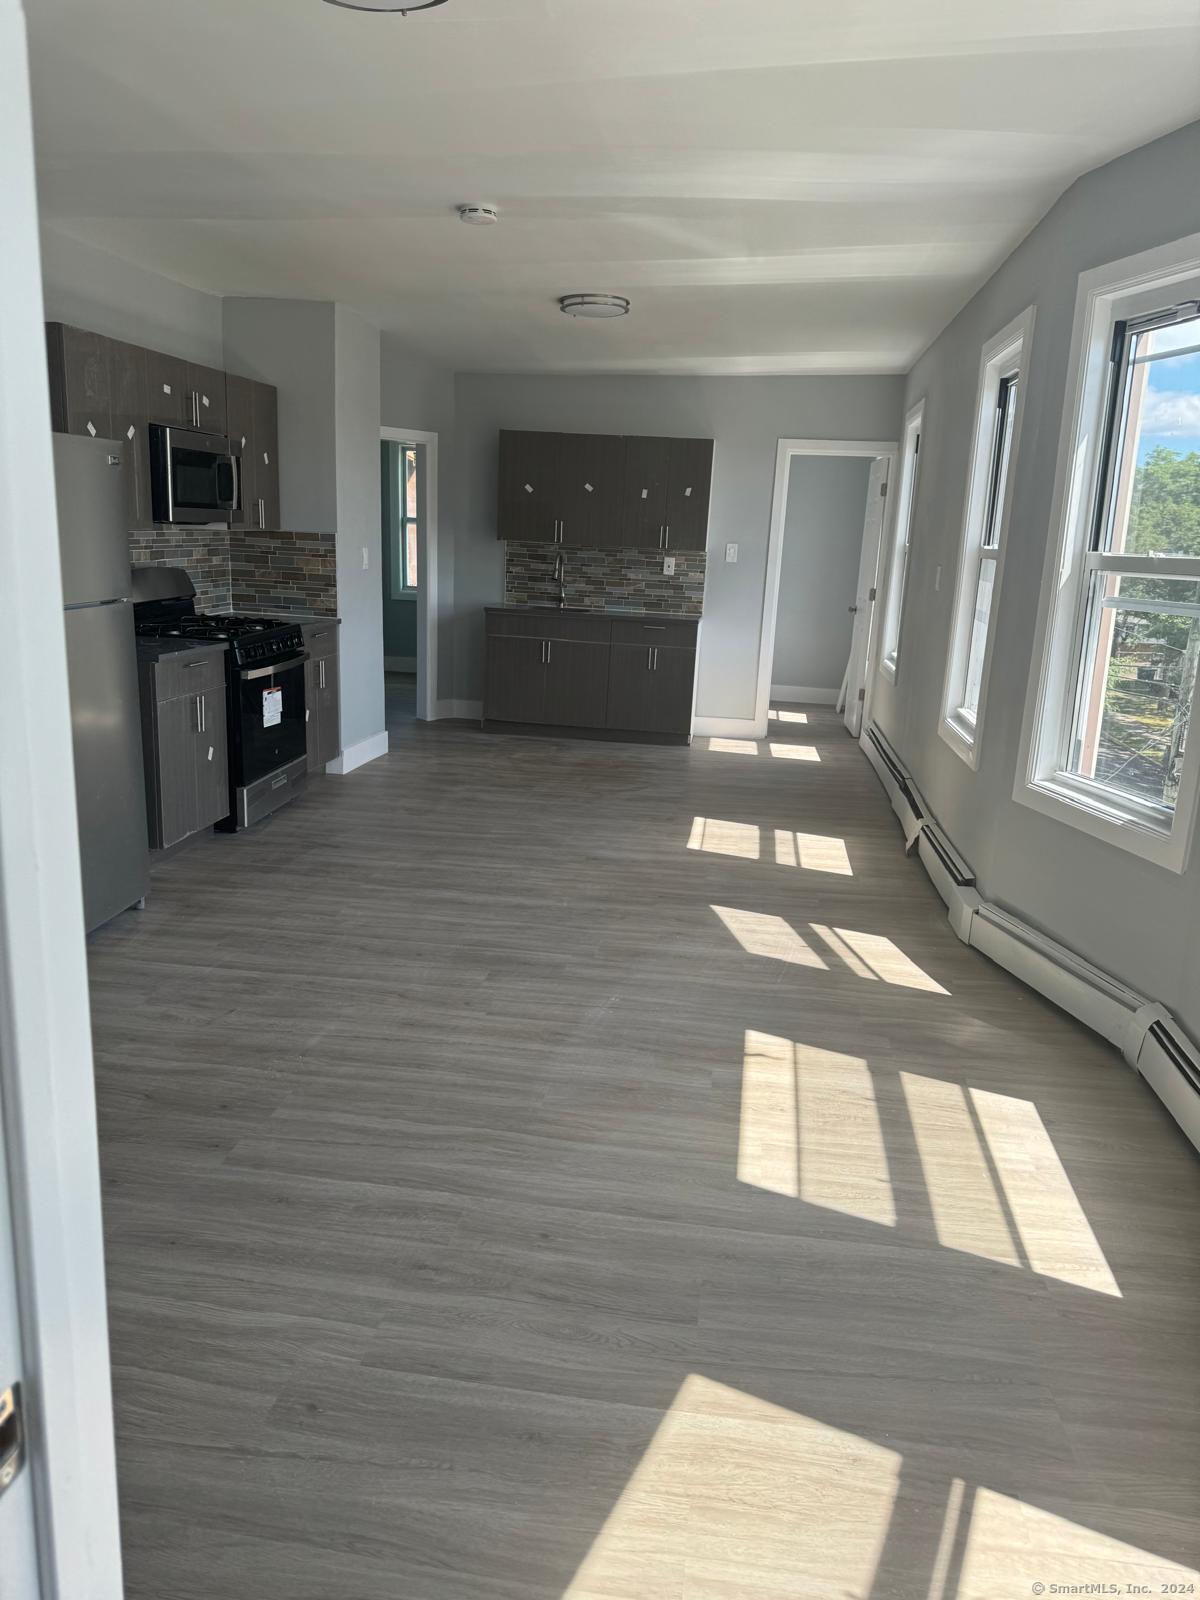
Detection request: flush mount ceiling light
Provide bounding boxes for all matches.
[458,204,499,226]
[559,294,631,319]
[323,0,449,11]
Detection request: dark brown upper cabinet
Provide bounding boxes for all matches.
[498,430,562,544]
[498,428,713,552]
[145,349,189,426]
[185,363,228,435]
[46,322,282,530]
[46,324,111,440]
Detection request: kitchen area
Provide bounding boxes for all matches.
[49,323,343,934]
[483,428,712,741]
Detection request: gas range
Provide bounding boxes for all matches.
[134,611,305,670]
[132,565,310,832]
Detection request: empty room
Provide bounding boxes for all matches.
[2,4,1200,1598]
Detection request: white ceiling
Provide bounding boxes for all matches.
[26,0,1200,376]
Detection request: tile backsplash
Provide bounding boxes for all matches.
[130,526,338,617]
[505,542,706,615]
[231,529,338,616]
[129,529,233,612]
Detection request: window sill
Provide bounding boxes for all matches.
[1014,770,1192,874]
[938,713,980,770]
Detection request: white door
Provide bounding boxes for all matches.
[0,1090,41,1599]
[841,456,890,737]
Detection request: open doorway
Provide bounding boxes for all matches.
[379,425,439,734]
[756,438,898,739]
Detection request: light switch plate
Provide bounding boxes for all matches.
[362,546,370,570]
[725,543,739,563]
[663,556,676,576]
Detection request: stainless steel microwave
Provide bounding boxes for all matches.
[148,424,238,526]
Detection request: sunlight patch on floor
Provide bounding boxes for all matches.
[958,1487,1197,1597]
[828,927,949,993]
[562,1376,900,1600]
[740,1031,896,1225]
[903,1072,1121,1296]
[774,830,853,875]
[969,1087,1120,1296]
[768,708,809,724]
[687,817,760,859]
[711,906,827,968]
[768,741,821,761]
[705,737,760,755]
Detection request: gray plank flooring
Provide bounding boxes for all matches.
[87,706,1200,1599]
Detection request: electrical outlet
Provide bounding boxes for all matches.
[725,542,739,563]
[934,564,942,591]
[663,555,676,576]
[362,546,370,571]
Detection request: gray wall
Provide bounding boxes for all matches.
[451,374,904,715]
[773,455,871,694]
[871,116,1200,1038]
[222,298,337,532]
[334,305,384,753]
[40,225,225,365]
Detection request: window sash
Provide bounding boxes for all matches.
[881,407,923,675]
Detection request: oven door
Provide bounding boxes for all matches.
[232,655,308,789]
[150,425,238,525]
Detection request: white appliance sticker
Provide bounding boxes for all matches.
[262,687,283,728]
[202,395,210,408]
[86,421,96,437]
[207,746,214,762]
[641,488,648,499]
[524,483,533,494]
[163,383,172,394]
[263,452,270,465]
[127,425,136,440]
[584,482,594,493]
[685,486,693,497]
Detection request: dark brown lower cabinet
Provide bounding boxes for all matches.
[138,646,230,849]
[606,643,696,734]
[483,608,697,739]
[301,621,342,771]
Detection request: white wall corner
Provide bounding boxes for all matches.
[694,715,768,739]
[327,729,389,775]
[770,684,839,706]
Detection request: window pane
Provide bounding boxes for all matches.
[982,375,1018,549]
[404,524,419,590]
[961,558,997,720]
[1107,317,1200,560]
[1069,572,1200,811]
[405,449,419,520]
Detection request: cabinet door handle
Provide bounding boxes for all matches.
[195,694,203,733]
[653,649,659,671]
[546,640,552,664]
[663,526,670,550]
[258,498,266,529]
[201,693,206,734]
[319,659,325,691]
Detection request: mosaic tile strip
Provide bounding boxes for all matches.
[505,541,706,615]
[129,529,232,613]
[230,529,338,617]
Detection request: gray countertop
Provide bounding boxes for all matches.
[486,604,701,623]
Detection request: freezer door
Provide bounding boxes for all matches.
[63,600,150,932]
[53,432,134,606]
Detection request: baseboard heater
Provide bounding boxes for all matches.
[859,721,1200,1154]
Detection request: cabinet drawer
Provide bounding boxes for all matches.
[154,648,226,702]
[487,610,613,644]
[611,617,699,648]
[301,621,340,660]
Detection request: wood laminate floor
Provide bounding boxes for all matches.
[87,707,1200,1600]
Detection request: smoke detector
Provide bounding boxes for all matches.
[559,294,631,319]
[458,204,499,227]
[323,0,449,12]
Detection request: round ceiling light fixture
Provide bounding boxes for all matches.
[559,294,631,320]
[322,0,449,12]
[458,204,499,227]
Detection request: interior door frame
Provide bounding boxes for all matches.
[381,426,439,721]
[0,1,124,1594]
[755,438,899,735]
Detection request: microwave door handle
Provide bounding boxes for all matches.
[229,453,241,516]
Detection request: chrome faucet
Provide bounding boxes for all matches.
[554,550,566,608]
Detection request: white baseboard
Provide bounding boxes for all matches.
[385,656,417,673]
[327,729,389,775]
[770,684,838,705]
[694,715,768,739]
[858,719,1200,1155]
[434,699,482,722]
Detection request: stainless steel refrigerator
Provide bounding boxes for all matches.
[54,433,150,932]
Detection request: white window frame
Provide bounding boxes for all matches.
[879,399,924,681]
[1016,233,1200,874]
[940,307,1035,767]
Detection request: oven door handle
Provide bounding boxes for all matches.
[240,652,308,681]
